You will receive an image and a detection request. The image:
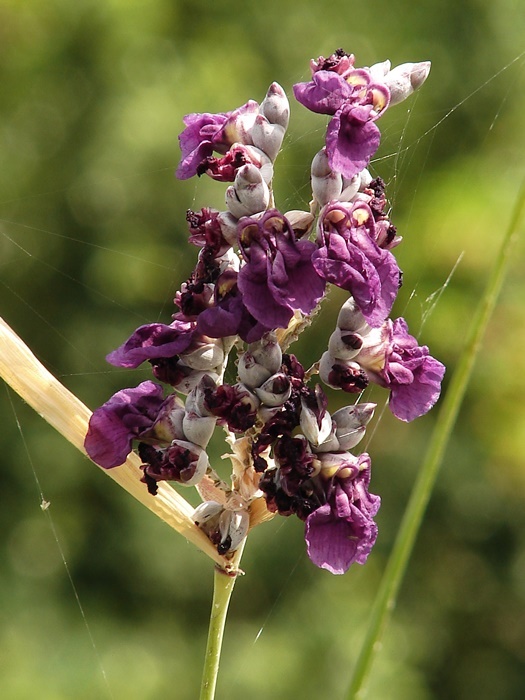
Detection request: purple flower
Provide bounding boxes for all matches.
[106,320,196,369]
[197,144,267,183]
[293,70,358,115]
[305,453,380,574]
[293,60,389,179]
[386,319,446,421]
[325,103,381,177]
[356,318,446,421]
[237,210,326,330]
[313,201,400,327]
[84,381,166,469]
[197,270,273,343]
[176,101,259,180]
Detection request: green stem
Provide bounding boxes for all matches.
[199,541,245,700]
[346,180,525,699]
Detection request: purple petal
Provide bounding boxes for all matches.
[305,462,380,574]
[312,211,399,327]
[293,71,355,115]
[176,112,228,180]
[385,318,446,421]
[85,381,165,469]
[197,287,272,343]
[305,500,378,574]
[237,210,326,330]
[106,321,195,369]
[326,104,381,179]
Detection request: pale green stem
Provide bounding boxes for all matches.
[346,180,525,699]
[199,540,246,700]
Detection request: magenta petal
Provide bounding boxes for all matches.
[176,112,228,180]
[389,354,446,421]
[326,105,381,179]
[293,71,354,115]
[305,501,378,574]
[385,318,446,421]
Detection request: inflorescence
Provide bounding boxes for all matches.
[85,49,445,575]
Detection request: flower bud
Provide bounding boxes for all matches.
[225,163,270,219]
[193,502,249,554]
[259,82,289,129]
[180,338,224,371]
[311,430,340,453]
[254,372,292,407]
[237,351,273,388]
[182,411,216,447]
[174,369,220,395]
[328,327,364,361]
[332,403,376,450]
[319,352,369,393]
[284,209,315,239]
[337,298,368,333]
[369,59,391,81]
[218,508,250,553]
[251,115,286,161]
[193,500,223,525]
[249,333,283,374]
[185,374,217,417]
[383,61,431,106]
[300,398,333,447]
[359,168,373,190]
[339,173,362,202]
[217,211,242,245]
[311,148,343,205]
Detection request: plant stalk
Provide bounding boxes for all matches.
[200,541,246,700]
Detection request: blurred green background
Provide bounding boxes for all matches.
[1,0,525,698]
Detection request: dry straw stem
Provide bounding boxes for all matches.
[0,316,232,570]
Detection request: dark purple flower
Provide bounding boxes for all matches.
[176,101,258,180]
[139,440,209,495]
[356,318,446,421]
[204,383,259,433]
[274,434,315,494]
[305,453,380,574]
[150,357,194,387]
[237,210,326,330]
[319,353,369,393]
[259,465,323,521]
[106,320,196,369]
[313,201,400,327]
[85,381,165,469]
[186,208,232,257]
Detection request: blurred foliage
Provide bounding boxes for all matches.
[1,0,525,698]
